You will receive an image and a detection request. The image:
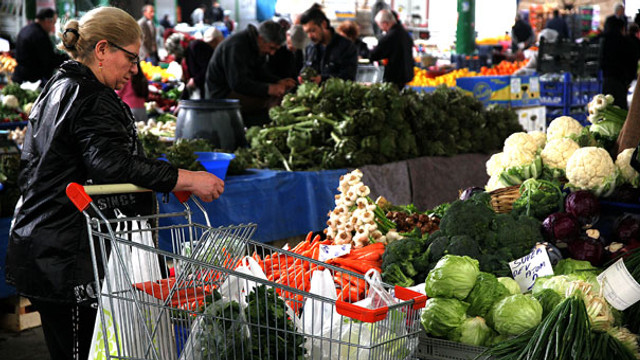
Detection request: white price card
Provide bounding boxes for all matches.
[509,247,554,293]
[510,77,521,95]
[597,258,640,311]
[318,244,351,262]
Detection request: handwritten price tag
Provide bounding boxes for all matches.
[509,247,554,293]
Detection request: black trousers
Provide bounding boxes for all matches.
[602,76,630,110]
[29,298,97,360]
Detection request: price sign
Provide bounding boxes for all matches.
[597,258,640,311]
[318,244,351,262]
[509,247,554,293]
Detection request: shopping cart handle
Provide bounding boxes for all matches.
[66,183,92,212]
[394,286,428,310]
[335,300,388,323]
[173,191,191,203]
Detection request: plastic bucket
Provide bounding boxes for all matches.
[195,152,235,180]
[176,99,247,151]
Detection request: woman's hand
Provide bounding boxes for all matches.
[175,169,224,202]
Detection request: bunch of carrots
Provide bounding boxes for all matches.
[253,231,386,312]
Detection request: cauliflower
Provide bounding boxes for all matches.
[486,174,509,192]
[499,149,543,186]
[486,152,506,176]
[565,147,618,197]
[528,130,547,150]
[22,102,33,116]
[615,148,640,187]
[541,138,580,170]
[2,94,19,109]
[546,116,583,140]
[503,132,538,156]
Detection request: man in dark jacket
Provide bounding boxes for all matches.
[300,6,358,83]
[184,27,224,98]
[545,9,570,40]
[12,8,67,84]
[369,9,414,89]
[204,0,224,24]
[205,20,296,126]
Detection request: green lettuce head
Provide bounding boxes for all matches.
[421,297,469,338]
[488,294,543,336]
[554,258,599,275]
[448,317,493,347]
[425,255,480,300]
[465,272,510,318]
[497,277,521,295]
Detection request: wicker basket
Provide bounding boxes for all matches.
[489,185,521,213]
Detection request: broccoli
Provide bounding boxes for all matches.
[446,235,481,259]
[381,235,426,286]
[425,230,449,263]
[511,178,564,220]
[382,263,415,288]
[438,199,496,241]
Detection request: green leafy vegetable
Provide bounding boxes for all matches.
[497,277,521,295]
[465,272,510,318]
[448,316,493,347]
[425,255,479,300]
[420,297,469,338]
[487,294,542,336]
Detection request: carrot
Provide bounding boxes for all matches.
[331,257,381,274]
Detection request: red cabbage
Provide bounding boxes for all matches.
[541,212,581,243]
[567,230,604,266]
[614,214,640,244]
[565,191,600,228]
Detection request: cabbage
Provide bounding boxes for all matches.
[421,297,469,337]
[425,255,480,300]
[554,258,598,275]
[448,317,493,346]
[485,333,510,347]
[465,272,510,318]
[532,273,600,298]
[497,276,521,295]
[533,288,563,318]
[488,294,543,336]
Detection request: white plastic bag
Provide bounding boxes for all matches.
[218,256,267,307]
[302,269,342,360]
[88,211,174,360]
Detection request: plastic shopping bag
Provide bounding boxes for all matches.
[302,269,342,360]
[88,211,174,360]
[218,256,267,307]
[333,269,413,360]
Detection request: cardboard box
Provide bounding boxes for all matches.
[515,106,547,132]
[510,75,541,107]
[456,75,511,107]
[456,75,540,108]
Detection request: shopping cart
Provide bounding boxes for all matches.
[67,183,427,360]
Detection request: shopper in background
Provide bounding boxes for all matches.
[138,4,159,65]
[601,16,638,110]
[299,5,358,83]
[369,9,414,89]
[606,3,628,32]
[371,0,390,36]
[267,19,302,80]
[184,27,224,98]
[205,20,296,126]
[12,8,67,85]
[160,14,174,30]
[6,7,224,360]
[117,62,149,123]
[205,0,224,24]
[511,14,535,53]
[223,10,235,33]
[337,20,370,60]
[545,9,570,40]
[191,4,206,25]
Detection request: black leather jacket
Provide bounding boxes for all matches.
[6,60,178,302]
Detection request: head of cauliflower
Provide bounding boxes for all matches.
[541,138,580,170]
[547,116,583,141]
[503,132,538,156]
[615,148,640,187]
[528,130,547,150]
[566,147,617,196]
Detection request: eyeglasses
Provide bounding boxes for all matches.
[108,41,139,66]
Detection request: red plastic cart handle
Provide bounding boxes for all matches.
[66,182,92,212]
[335,286,427,323]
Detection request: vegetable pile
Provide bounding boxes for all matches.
[241,80,522,171]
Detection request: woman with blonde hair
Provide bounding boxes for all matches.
[6,7,224,359]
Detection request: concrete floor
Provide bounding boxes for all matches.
[0,325,49,360]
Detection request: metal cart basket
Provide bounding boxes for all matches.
[67,183,426,360]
